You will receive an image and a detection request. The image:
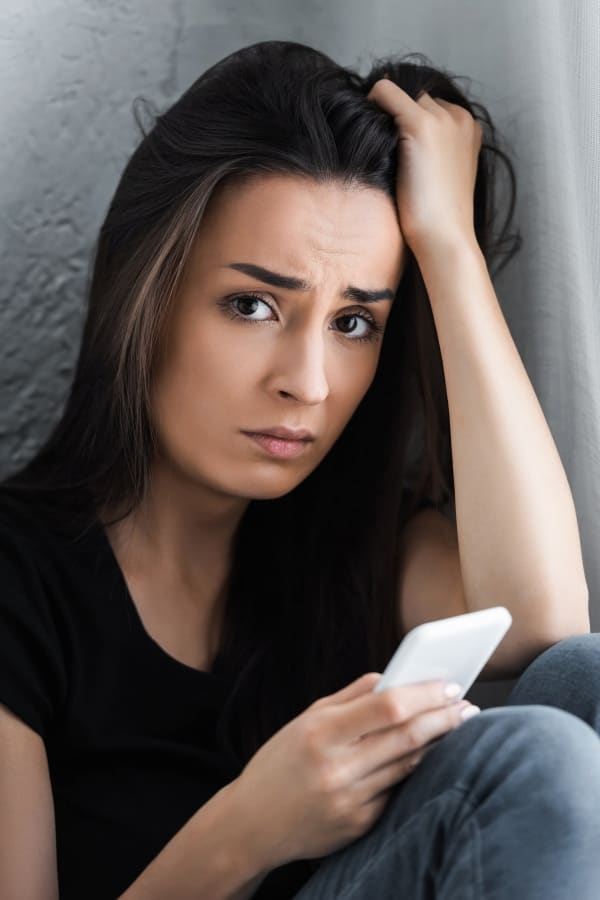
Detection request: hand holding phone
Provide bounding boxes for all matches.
[233,672,481,870]
[232,607,512,871]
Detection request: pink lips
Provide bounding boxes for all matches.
[248,426,314,441]
[243,432,311,459]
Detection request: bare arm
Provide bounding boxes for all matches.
[118,779,274,900]
[415,237,590,635]
[0,704,59,900]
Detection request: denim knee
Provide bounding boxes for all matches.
[446,702,600,899]
[506,633,600,732]
[376,702,600,840]
[454,702,600,817]
[293,704,600,900]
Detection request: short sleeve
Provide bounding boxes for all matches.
[0,519,68,741]
[403,486,439,511]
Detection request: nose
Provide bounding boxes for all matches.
[273,328,330,404]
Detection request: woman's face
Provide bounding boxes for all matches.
[151,174,406,501]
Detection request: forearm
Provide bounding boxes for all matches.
[118,780,272,900]
[414,236,590,636]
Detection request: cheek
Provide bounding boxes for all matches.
[326,361,380,434]
[338,351,380,400]
[150,333,221,441]
[151,317,264,450]
[169,314,239,391]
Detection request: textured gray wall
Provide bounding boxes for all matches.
[1,0,189,473]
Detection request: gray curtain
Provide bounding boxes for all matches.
[1,1,598,706]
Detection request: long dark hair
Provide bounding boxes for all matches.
[1,40,521,769]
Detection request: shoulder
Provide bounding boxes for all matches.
[0,489,49,579]
[0,488,70,739]
[0,486,68,611]
[0,486,93,567]
[0,487,81,637]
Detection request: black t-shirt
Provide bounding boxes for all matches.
[0,490,316,899]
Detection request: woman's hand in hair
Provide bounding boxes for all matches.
[230,671,478,871]
[366,76,483,256]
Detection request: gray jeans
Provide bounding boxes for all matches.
[292,633,600,899]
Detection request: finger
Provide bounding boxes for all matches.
[432,97,458,112]
[325,679,457,743]
[348,700,469,778]
[366,78,426,128]
[415,90,440,111]
[358,746,426,801]
[434,97,479,129]
[359,788,394,823]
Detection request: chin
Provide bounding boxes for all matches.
[245,470,313,501]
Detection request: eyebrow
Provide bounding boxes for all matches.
[223,262,395,304]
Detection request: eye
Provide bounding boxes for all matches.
[228,293,273,321]
[219,292,385,344]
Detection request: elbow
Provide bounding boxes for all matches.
[542,585,591,641]
[478,587,591,682]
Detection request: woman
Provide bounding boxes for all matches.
[1,39,599,899]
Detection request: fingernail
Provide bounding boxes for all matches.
[444,682,462,699]
[460,704,481,720]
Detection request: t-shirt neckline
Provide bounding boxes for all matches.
[87,517,227,683]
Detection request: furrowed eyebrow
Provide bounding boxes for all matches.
[223,262,395,304]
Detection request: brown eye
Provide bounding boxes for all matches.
[219,292,384,344]
[336,313,377,341]
[229,293,273,320]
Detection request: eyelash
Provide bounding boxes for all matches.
[218,292,385,344]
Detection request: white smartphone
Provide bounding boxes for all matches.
[373,606,513,700]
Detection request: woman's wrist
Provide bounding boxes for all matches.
[117,777,275,900]
[220,774,285,877]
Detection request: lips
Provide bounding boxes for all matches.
[244,427,314,442]
[243,431,311,459]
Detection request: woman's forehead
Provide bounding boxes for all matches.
[195,175,406,286]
